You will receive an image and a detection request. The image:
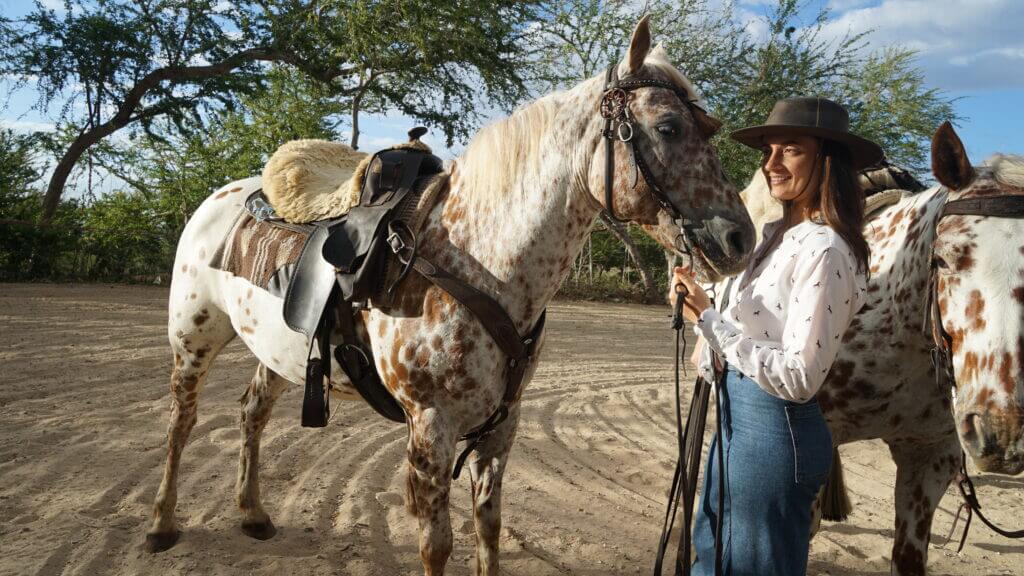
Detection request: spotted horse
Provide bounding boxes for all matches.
[733,122,1024,575]
[144,18,755,575]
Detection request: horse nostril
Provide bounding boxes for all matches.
[960,413,982,446]
[726,229,745,258]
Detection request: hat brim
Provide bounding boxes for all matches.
[730,124,884,170]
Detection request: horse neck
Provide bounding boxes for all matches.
[872,186,949,336]
[434,80,606,328]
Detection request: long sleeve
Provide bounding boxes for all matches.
[694,245,865,402]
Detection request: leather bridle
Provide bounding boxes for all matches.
[925,187,1024,548]
[600,65,717,270]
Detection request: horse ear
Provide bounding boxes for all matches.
[931,121,975,190]
[624,16,652,75]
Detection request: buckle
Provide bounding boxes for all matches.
[387,230,407,254]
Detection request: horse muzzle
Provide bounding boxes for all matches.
[960,410,1024,476]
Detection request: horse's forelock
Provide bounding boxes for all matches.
[984,154,1024,189]
[641,46,704,107]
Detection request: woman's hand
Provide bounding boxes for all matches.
[670,265,712,325]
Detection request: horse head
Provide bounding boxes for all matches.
[931,121,1024,475]
[590,17,754,282]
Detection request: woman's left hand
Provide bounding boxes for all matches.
[670,265,712,324]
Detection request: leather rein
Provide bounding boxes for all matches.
[925,189,1024,549]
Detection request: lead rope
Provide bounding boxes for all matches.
[654,280,727,576]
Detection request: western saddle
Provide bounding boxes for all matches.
[245,128,545,478]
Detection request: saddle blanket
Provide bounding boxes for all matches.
[212,211,306,295]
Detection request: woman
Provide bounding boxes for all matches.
[671,97,882,575]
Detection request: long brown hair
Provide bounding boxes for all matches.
[760,139,871,276]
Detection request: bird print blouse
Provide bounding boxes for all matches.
[693,218,868,403]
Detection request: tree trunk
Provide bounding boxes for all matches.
[599,211,659,303]
[41,125,119,221]
[37,47,356,222]
[350,94,362,150]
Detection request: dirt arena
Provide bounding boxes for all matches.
[1,283,1021,576]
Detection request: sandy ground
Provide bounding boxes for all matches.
[1,283,1022,576]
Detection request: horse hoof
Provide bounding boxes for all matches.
[145,530,180,553]
[241,520,277,540]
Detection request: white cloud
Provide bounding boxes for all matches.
[1,119,56,132]
[812,0,1024,90]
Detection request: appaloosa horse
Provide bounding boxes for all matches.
[734,123,1024,575]
[145,18,755,575]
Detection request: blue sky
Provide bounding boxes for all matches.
[2,0,1022,194]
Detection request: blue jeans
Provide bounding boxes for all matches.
[691,367,832,576]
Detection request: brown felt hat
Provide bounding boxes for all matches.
[730,97,884,170]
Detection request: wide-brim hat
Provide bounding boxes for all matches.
[731,97,884,170]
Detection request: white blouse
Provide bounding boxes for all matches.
[693,218,868,403]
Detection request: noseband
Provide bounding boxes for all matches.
[600,65,712,266]
[924,187,1024,547]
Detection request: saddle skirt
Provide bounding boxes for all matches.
[212,164,450,338]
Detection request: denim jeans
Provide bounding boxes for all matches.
[691,366,832,576]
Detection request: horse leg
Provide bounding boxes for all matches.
[405,414,458,575]
[146,316,235,552]
[236,363,289,540]
[467,405,520,576]
[886,437,960,576]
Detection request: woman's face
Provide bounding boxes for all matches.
[762,135,821,202]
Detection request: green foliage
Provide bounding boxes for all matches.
[0,128,44,219]
[80,190,170,278]
[1,0,544,219]
[709,0,957,184]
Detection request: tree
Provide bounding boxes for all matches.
[841,47,957,174]
[711,0,958,184]
[94,65,348,237]
[0,0,542,221]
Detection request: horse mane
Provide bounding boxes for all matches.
[985,154,1024,188]
[858,162,927,195]
[456,44,702,211]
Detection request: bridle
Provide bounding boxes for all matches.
[925,185,1024,548]
[600,64,718,270]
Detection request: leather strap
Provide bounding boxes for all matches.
[941,195,1024,218]
[301,298,333,427]
[386,220,545,477]
[604,65,620,220]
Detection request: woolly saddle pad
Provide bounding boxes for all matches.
[261,138,434,224]
[864,188,905,220]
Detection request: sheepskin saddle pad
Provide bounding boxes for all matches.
[864,188,905,220]
[261,136,441,223]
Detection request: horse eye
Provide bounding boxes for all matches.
[656,123,679,138]
[933,255,949,269]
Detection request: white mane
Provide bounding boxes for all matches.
[985,154,1024,188]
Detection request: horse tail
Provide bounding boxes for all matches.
[820,446,852,522]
